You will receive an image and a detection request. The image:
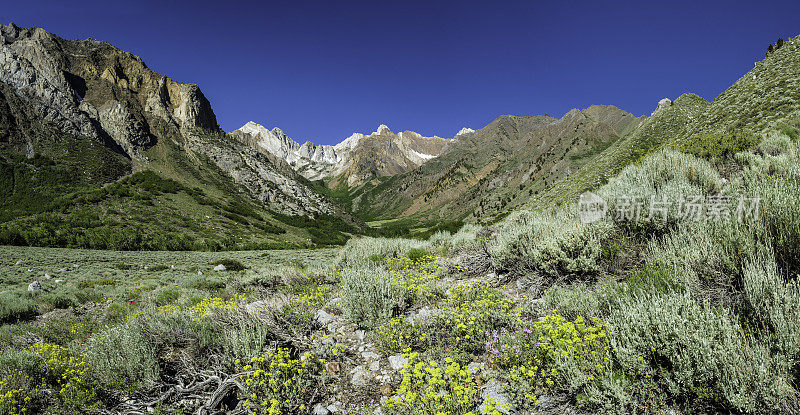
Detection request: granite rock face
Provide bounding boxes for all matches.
[0,23,349,219]
[231,121,451,186]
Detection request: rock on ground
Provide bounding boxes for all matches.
[479,379,516,414]
[388,355,408,371]
[27,281,42,292]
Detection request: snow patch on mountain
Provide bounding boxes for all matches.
[409,149,436,161]
[456,127,475,136]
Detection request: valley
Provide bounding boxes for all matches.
[1,17,800,415]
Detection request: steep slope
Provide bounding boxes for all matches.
[682,35,800,138]
[344,106,639,225]
[527,94,709,209]
[527,36,800,212]
[0,23,356,249]
[231,122,450,186]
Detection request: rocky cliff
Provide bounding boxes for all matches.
[0,23,349,220]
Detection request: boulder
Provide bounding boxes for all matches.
[213,264,226,271]
[314,309,336,326]
[479,379,516,414]
[350,366,373,387]
[313,403,330,415]
[27,281,42,292]
[651,97,673,117]
[369,360,380,371]
[388,355,409,371]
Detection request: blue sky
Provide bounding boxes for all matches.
[3,0,799,145]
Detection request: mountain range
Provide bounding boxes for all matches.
[1,22,798,247]
[229,122,452,187]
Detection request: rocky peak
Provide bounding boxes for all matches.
[374,124,391,135]
[456,127,475,136]
[0,23,221,158]
[334,132,366,152]
[651,98,672,117]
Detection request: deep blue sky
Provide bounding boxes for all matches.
[3,1,799,144]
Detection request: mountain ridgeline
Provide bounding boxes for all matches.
[2,23,799,247]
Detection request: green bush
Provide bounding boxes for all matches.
[488,313,611,410]
[238,347,328,414]
[676,131,760,163]
[540,283,615,321]
[0,349,47,412]
[449,223,482,251]
[608,293,795,412]
[743,246,800,370]
[218,311,274,367]
[417,283,520,354]
[0,293,38,324]
[84,322,159,391]
[184,274,226,291]
[337,236,430,266]
[406,248,429,262]
[154,288,181,306]
[210,258,247,271]
[339,265,405,329]
[598,150,723,234]
[489,209,613,278]
[42,288,79,309]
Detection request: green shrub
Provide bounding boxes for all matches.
[374,316,416,355]
[743,246,800,370]
[426,230,452,250]
[210,258,247,271]
[154,288,181,306]
[366,254,385,263]
[540,283,614,321]
[339,265,405,329]
[42,288,79,309]
[84,322,159,391]
[489,209,613,278]
[406,248,429,262]
[147,264,170,273]
[0,293,38,324]
[0,349,47,413]
[487,313,611,410]
[417,283,519,354]
[337,237,430,266]
[676,131,760,163]
[76,278,118,289]
[239,348,328,414]
[217,312,274,367]
[184,274,226,291]
[385,352,480,415]
[608,293,794,412]
[36,315,99,345]
[449,223,482,251]
[598,150,723,234]
[780,125,799,141]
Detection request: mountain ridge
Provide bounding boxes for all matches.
[230,121,452,186]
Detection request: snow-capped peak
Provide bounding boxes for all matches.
[456,127,475,136]
[238,121,269,136]
[334,132,366,152]
[375,124,391,135]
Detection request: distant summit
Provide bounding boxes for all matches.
[231,122,450,186]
